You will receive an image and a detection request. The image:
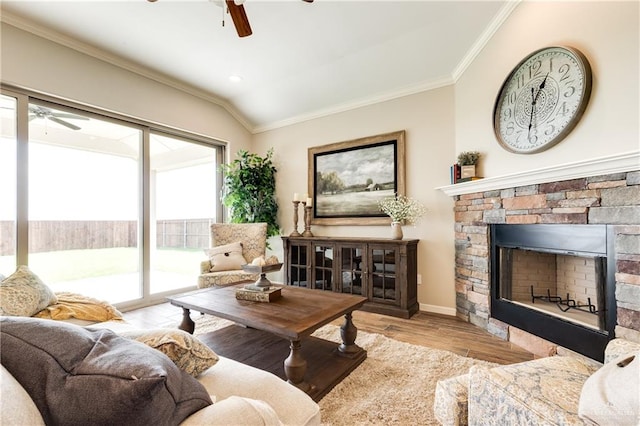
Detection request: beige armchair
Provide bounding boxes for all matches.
[198,223,268,288]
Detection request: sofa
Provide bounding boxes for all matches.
[0,266,320,426]
[1,316,321,426]
[434,338,640,426]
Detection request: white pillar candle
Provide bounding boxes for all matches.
[293,193,300,202]
[306,197,313,206]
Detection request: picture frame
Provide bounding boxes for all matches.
[308,130,406,225]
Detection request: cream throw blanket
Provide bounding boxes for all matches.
[34,292,124,322]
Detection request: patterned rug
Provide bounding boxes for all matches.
[193,314,495,425]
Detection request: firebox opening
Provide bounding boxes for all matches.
[498,248,607,332]
[490,224,616,362]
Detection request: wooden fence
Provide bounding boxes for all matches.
[0,219,213,255]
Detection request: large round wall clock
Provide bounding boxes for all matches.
[493,46,592,154]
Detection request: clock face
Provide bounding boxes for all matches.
[493,46,592,154]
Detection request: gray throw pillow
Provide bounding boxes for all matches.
[0,317,212,426]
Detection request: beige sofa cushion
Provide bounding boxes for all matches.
[0,365,45,426]
[182,396,282,425]
[197,357,321,426]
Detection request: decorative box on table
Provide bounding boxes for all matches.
[236,262,283,302]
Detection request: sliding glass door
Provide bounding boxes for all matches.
[149,132,218,295]
[0,95,17,276]
[1,88,224,307]
[27,102,142,303]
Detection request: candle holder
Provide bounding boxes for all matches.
[290,201,302,237]
[302,205,314,237]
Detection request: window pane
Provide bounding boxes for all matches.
[28,103,142,304]
[150,133,217,294]
[0,95,17,276]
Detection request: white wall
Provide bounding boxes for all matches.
[455,1,639,178]
[0,23,252,154]
[254,87,458,313]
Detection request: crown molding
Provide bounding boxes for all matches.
[452,0,521,81]
[253,76,454,134]
[257,1,521,133]
[436,151,640,197]
[0,12,254,132]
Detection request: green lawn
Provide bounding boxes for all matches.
[0,247,204,282]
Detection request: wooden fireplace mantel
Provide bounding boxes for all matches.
[436,150,639,197]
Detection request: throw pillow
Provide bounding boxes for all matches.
[204,241,247,272]
[0,317,212,426]
[119,328,219,377]
[0,265,57,316]
[578,350,640,426]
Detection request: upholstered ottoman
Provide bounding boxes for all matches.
[467,356,600,425]
[434,373,470,426]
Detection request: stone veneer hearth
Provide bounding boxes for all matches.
[453,171,640,358]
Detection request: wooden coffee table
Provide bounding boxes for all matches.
[167,282,367,400]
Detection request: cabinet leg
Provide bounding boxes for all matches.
[339,311,363,355]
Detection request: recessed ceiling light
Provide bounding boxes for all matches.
[229,75,243,83]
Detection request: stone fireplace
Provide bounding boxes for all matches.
[446,164,640,361]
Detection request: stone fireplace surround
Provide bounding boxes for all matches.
[440,154,640,359]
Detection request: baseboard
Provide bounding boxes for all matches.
[419,303,456,316]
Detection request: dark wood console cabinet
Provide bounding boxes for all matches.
[282,236,419,318]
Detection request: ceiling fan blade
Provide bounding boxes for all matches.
[302,0,313,2]
[49,116,81,131]
[52,113,90,121]
[226,0,252,37]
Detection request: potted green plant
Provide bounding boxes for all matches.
[221,149,280,240]
[457,151,480,179]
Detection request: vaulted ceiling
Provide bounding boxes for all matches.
[1,1,514,133]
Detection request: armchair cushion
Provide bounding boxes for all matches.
[198,223,268,289]
[204,242,247,272]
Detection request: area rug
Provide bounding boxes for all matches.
[193,315,495,425]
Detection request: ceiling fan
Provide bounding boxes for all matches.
[147,0,313,38]
[29,106,89,131]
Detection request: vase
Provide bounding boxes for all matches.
[390,222,403,240]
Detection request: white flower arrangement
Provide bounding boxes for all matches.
[378,195,427,225]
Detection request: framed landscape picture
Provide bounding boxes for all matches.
[308,130,406,225]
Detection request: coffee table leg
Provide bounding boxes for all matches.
[179,308,195,334]
[284,340,311,392]
[339,311,362,355]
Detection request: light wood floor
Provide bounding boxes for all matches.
[122,303,534,365]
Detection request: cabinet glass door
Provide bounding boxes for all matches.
[290,244,308,287]
[312,245,333,291]
[370,248,397,302]
[340,247,364,295]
